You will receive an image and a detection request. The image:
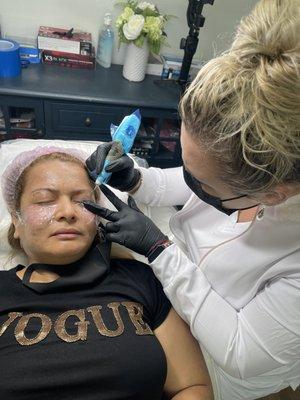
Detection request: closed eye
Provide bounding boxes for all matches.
[73,197,93,203]
[35,200,56,205]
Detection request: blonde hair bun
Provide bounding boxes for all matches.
[230,0,300,65]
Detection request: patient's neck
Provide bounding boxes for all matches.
[17,267,60,283]
[16,251,86,282]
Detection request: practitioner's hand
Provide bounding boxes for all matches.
[86,142,141,191]
[83,185,170,260]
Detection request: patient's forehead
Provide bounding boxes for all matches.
[24,159,91,192]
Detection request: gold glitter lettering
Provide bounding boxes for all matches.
[14,313,52,346]
[122,302,153,335]
[0,312,23,336]
[87,303,124,337]
[54,309,89,343]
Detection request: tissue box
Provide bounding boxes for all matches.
[38,26,92,56]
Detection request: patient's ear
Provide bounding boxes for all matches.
[11,213,21,239]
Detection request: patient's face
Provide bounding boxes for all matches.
[13,159,98,265]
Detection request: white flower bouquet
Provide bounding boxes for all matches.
[116,1,171,55]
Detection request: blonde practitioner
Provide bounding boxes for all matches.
[83,1,300,399]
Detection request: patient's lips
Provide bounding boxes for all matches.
[51,228,82,239]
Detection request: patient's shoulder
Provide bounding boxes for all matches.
[0,266,21,283]
[110,257,154,281]
[0,267,24,308]
[109,257,165,298]
[0,267,17,277]
[109,258,171,330]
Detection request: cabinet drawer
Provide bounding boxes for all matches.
[45,101,130,140]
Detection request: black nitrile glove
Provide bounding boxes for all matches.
[86,142,141,191]
[83,184,169,258]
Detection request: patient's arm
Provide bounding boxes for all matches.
[154,308,213,400]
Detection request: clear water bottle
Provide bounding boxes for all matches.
[97,13,114,68]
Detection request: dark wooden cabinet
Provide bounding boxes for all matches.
[0,63,182,167]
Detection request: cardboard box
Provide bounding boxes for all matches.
[42,49,95,70]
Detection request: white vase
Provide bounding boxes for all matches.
[123,41,149,82]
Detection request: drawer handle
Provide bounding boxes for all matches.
[85,117,92,127]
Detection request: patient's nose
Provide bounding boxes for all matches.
[55,197,78,222]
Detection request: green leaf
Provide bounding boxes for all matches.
[114,1,128,9]
[134,35,145,48]
[115,0,138,11]
[164,14,178,21]
[128,0,138,9]
[148,39,161,55]
[140,9,159,18]
[163,41,171,49]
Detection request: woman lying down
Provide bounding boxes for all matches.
[0,146,213,400]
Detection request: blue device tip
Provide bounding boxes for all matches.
[133,109,141,119]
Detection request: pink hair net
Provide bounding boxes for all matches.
[2,146,89,211]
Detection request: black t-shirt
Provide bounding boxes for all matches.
[0,244,171,400]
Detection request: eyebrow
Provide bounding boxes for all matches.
[31,188,92,195]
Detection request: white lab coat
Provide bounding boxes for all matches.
[133,166,300,400]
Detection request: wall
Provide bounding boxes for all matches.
[0,0,258,64]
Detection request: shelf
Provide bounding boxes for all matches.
[10,128,38,133]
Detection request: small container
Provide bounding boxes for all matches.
[96,13,114,68]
